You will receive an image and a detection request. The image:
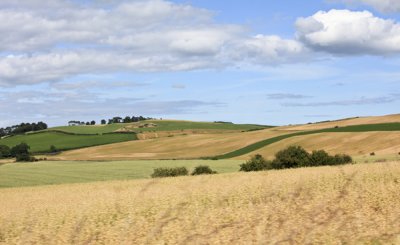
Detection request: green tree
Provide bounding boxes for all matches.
[191,165,217,175]
[272,146,310,169]
[10,143,30,157]
[240,154,271,172]
[0,145,11,158]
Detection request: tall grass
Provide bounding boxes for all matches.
[0,162,399,244]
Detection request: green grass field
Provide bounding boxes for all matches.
[51,123,126,134]
[212,123,400,159]
[0,160,242,188]
[51,120,271,134]
[0,132,137,153]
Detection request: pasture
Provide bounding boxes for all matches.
[0,160,241,188]
[51,120,271,134]
[0,162,399,244]
[0,132,137,153]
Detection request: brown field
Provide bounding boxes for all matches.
[285,114,400,131]
[50,128,296,161]
[238,131,400,160]
[1,162,400,244]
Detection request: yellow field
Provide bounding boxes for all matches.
[238,131,400,160]
[50,128,295,160]
[1,162,400,244]
[285,114,400,131]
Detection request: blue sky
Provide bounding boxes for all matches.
[0,0,400,127]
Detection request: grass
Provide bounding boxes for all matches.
[213,123,400,159]
[0,132,137,153]
[0,160,242,188]
[0,162,399,243]
[51,120,271,134]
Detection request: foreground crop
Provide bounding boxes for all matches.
[0,162,399,244]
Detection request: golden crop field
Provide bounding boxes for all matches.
[1,162,400,244]
[238,131,400,160]
[50,128,295,161]
[285,114,400,131]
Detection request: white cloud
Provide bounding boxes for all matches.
[296,9,400,55]
[0,0,309,86]
[334,0,400,13]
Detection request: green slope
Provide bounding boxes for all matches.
[211,123,400,159]
[0,160,242,188]
[0,132,137,153]
[51,120,272,134]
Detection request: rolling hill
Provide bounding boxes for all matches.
[0,120,270,154]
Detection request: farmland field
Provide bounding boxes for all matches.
[1,162,399,244]
[0,132,137,153]
[0,160,242,188]
[52,120,271,134]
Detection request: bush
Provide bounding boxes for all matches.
[332,154,353,165]
[151,167,188,178]
[50,145,58,153]
[16,153,36,162]
[240,154,272,172]
[272,146,310,169]
[191,165,217,175]
[241,146,353,172]
[10,143,30,157]
[309,150,331,166]
[0,145,11,158]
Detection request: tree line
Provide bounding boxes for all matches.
[0,122,48,138]
[68,116,154,126]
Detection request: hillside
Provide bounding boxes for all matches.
[0,120,269,154]
[1,162,399,244]
[50,120,400,161]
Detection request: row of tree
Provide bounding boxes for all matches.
[0,143,34,162]
[240,146,353,172]
[68,116,154,126]
[0,122,48,138]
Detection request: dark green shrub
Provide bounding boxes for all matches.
[10,143,30,157]
[191,165,217,175]
[332,154,353,165]
[16,153,35,162]
[240,154,272,172]
[309,150,332,166]
[151,167,188,178]
[272,146,310,169]
[0,145,11,158]
[50,145,58,153]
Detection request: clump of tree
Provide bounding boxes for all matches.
[240,154,272,172]
[0,145,11,159]
[0,122,47,137]
[240,146,352,172]
[10,143,36,162]
[151,167,189,178]
[191,165,217,175]
[106,115,153,124]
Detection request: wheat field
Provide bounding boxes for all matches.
[1,162,400,244]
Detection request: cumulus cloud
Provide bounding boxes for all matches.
[0,0,311,86]
[296,9,400,55]
[334,0,400,13]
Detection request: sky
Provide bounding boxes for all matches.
[1,0,400,127]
